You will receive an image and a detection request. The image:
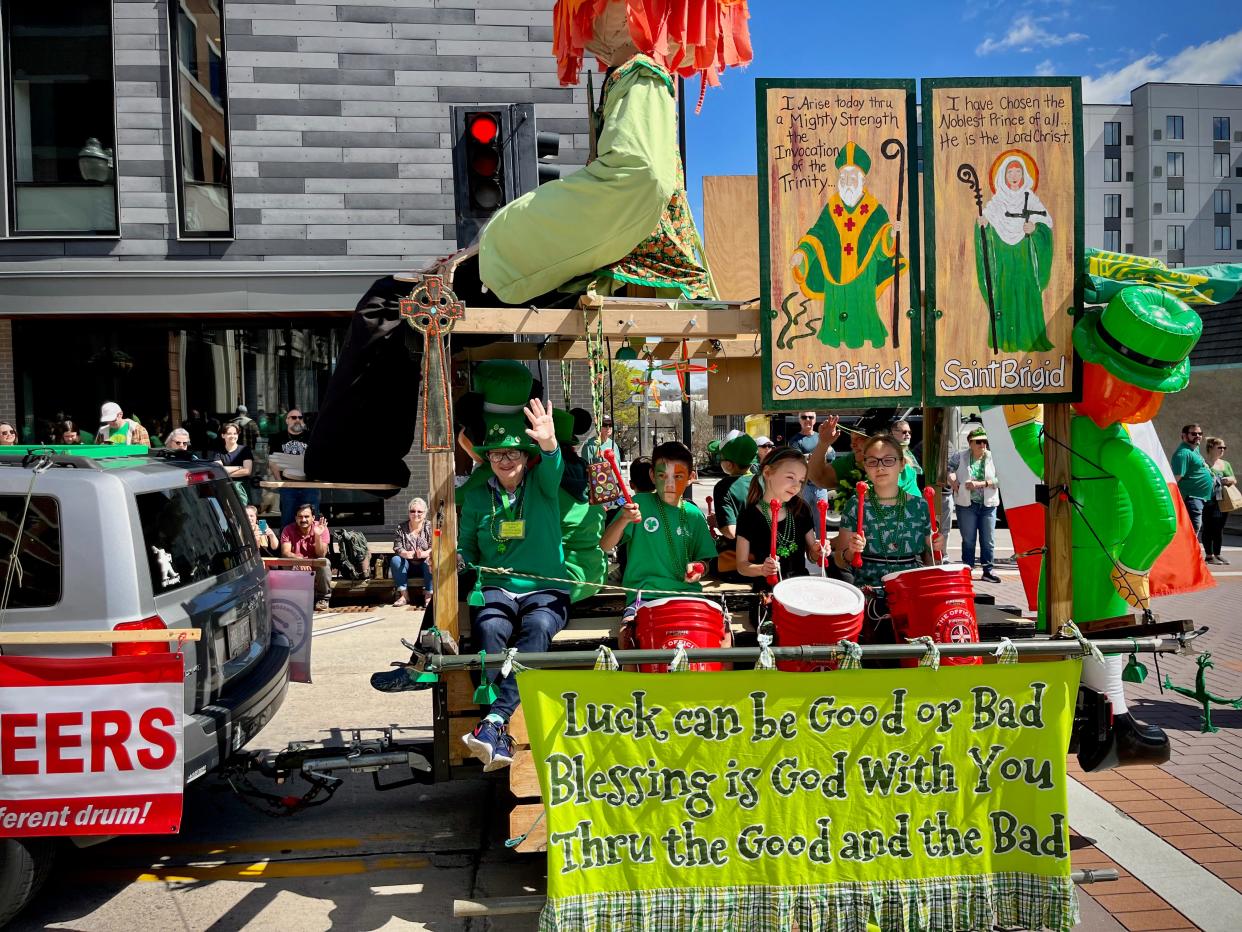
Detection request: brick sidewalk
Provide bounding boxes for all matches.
[949,534,1241,931]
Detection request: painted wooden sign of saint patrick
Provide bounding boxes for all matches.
[922,77,1082,404]
[757,79,922,409]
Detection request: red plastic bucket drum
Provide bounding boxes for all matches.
[771,576,865,672]
[882,564,981,667]
[635,597,726,673]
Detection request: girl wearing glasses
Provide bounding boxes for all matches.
[834,434,941,588]
[948,426,1001,583]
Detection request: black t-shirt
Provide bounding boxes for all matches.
[736,502,814,592]
[215,444,254,469]
[269,431,309,456]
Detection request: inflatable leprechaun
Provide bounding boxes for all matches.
[1005,284,1203,767]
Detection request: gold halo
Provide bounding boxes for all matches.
[989,148,1039,193]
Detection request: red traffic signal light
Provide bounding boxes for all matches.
[468,113,499,145]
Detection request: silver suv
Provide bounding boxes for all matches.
[0,447,290,922]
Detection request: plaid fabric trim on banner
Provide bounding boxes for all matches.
[539,873,1079,932]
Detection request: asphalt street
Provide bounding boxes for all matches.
[11,504,1240,931]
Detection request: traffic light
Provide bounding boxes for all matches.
[451,104,564,247]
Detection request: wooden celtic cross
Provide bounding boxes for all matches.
[400,274,465,452]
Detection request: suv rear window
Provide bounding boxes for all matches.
[0,495,61,608]
[137,480,251,592]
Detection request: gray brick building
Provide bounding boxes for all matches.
[0,0,589,530]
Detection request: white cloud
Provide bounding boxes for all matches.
[1035,59,1057,76]
[976,15,1086,55]
[1083,28,1242,103]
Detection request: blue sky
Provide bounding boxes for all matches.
[685,0,1242,222]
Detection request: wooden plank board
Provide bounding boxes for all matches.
[0,629,202,644]
[509,749,541,799]
[708,357,763,416]
[457,338,754,362]
[259,481,399,490]
[509,803,547,853]
[445,670,478,714]
[703,175,760,302]
[453,306,758,339]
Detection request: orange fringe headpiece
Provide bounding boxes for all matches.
[553,0,752,98]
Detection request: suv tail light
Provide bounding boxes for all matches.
[113,616,171,656]
[185,469,215,485]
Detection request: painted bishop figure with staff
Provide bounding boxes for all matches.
[791,142,907,350]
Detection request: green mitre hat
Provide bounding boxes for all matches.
[1073,285,1202,393]
[835,141,871,174]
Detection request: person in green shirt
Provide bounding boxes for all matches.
[459,397,568,773]
[1170,423,1214,535]
[601,441,719,646]
[713,433,757,541]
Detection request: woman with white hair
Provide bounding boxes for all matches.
[391,498,433,608]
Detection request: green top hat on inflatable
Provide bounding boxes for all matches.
[552,407,593,448]
[1073,285,1202,393]
[473,359,537,453]
[720,433,758,467]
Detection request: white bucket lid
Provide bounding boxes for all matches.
[773,576,864,617]
[881,562,970,584]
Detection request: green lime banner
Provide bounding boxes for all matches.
[519,663,1081,932]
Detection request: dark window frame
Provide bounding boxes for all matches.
[1103,229,1121,252]
[1166,114,1183,140]
[1214,117,1230,142]
[0,494,62,608]
[1103,157,1121,182]
[0,0,120,239]
[1103,121,1121,146]
[166,0,234,239]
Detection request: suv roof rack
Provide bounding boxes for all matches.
[0,445,207,471]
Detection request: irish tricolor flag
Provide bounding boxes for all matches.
[982,408,1214,613]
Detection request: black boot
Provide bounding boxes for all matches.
[1114,713,1171,766]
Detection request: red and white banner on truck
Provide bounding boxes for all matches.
[0,653,184,837]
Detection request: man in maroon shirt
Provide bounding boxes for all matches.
[280,502,331,612]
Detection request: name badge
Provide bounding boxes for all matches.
[498,520,526,540]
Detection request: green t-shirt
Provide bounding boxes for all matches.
[459,446,570,593]
[1211,459,1235,499]
[841,491,932,588]
[621,492,717,604]
[719,473,754,529]
[1171,442,1214,500]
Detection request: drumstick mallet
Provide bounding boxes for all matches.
[817,498,829,577]
[602,448,634,506]
[852,482,869,569]
[923,486,942,566]
[767,498,781,587]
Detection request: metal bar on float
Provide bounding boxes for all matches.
[427,634,1196,671]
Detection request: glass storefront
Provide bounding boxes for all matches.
[11,318,384,526]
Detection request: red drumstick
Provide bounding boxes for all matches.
[817,498,829,576]
[705,495,714,517]
[767,498,780,587]
[852,481,869,569]
[602,448,633,505]
[923,486,942,565]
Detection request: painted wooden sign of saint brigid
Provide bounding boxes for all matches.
[921,77,1083,404]
[756,79,922,409]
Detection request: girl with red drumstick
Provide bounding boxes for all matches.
[833,434,945,588]
[734,448,826,592]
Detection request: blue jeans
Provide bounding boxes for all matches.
[475,588,570,720]
[279,487,321,531]
[1182,495,1205,535]
[956,501,997,572]
[390,555,433,592]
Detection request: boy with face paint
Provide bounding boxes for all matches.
[600,441,719,635]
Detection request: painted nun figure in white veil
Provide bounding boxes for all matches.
[974,149,1055,353]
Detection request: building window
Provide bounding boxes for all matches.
[1214,153,1230,178]
[1168,188,1184,213]
[1103,121,1120,146]
[1217,225,1232,250]
[1166,115,1183,140]
[1104,194,1120,218]
[1167,225,1184,251]
[2,0,118,235]
[168,0,233,237]
[1104,157,1121,182]
[1215,189,1232,215]
[1103,229,1121,252]
[1166,151,1184,177]
[1214,117,1231,141]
